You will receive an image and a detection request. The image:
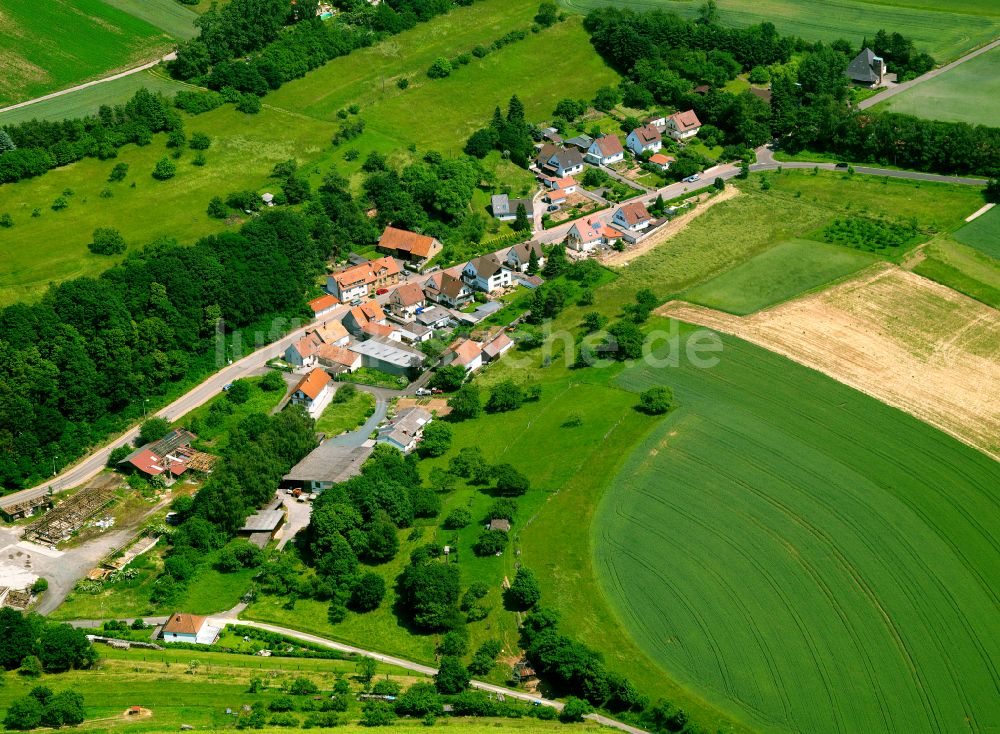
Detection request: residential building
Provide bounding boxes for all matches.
[377,226,442,268]
[444,338,484,373]
[586,134,625,165]
[377,407,433,453]
[565,215,621,252]
[415,305,454,330]
[626,124,663,155]
[307,294,339,320]
[463,254,514,293]
[316,344,362,374]
[348,337,426,377]
[282,443,373,493]
[534,144,584,177]
[482,332,514,362]
[665,110,702,141]
[392,321,433,344]
[491,194,535,222]
[343,301,387,336]
[326,256,401,301]
[386,282,426,322]
[162,613,218,645]
[541,175,577,193]
[544,189,568,205]
[564,134,593,151]
[649,153,675,171]
[239,509,286,548]
[285,323,350,367]
[502,241,545,273]
[290,368,334,419]
[612,202,653,233]
[423,270,473,308]
[846,47,887,87]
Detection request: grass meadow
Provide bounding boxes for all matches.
[680,238,877,314]
[876,45,1000,125]
[556,0,1000,62]
[953,205,1000,259]
[595,321,1000,734]
[0,0,177,107]
[315,390,376,438]
[913,234,1000,309]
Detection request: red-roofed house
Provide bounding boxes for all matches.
[566,215,621,252]
[544,189,568,205]
[612,202,653,233]
[626,124,663,156]
[482,332,513,362]
[445,338,484,373]
[316,344,362,373]
[542,175,578,194]
[649,153,676,171]
[585,134,625,166]
[343,301,387,336]
[162,612,218,645]
[387,283,426,322]
[290,368,334,418]
[326,256,401,301]
[666,110,702,141]
[378,226,443,268]
[308,294,339,319]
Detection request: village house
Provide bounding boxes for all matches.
[463,253,514,293]
[534,144,584,177]
[377,407,433,453]
[422,270,474,308]
[348,337,426,377]
[585,134,625,166]
[307,294,339,320]
[386,282,426,322]
[343,301,387,336]
[284,322,350,367]
[444,338,484,373]
[544,189,568,205]
[565,215,622,252]
[666,110,702,141]
[316,344,362,374]
[490,194,535,222]
[612,201,653,233]
[502,240,545,273]
[326,256,401,302]
[626,123,663,156]
[415,305,453,330]
[541,175,577,194]
[846,47,887,87]
[289,367,334,419]
[649,153,675,171]
[390,321,433,345]
[482,331,514,362]
[377,226,442,268]
[162,613,219,645]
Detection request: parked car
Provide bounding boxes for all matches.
[376,288,389,295]
[416,387,432,396]
[350,298,363,306]
[835,162,849,169]
[682,174,701,183]
[546,204,560,212]
[431,388,443,395]
[222,383,234,391]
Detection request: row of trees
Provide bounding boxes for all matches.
[0,609,96,674]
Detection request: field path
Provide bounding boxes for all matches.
[658,265,1000,461]
[0,52,177,117]
[859,37,1000,110]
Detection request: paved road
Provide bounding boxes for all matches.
[0,53,178,116]
[858,38,1000,110]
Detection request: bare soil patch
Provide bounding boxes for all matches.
[600,185,740,267]
[395,397,451,416]
[659,264,1000,460]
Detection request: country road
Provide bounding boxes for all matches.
[858,37,1000,110]
[0,53,178,117]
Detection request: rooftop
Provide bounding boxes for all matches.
[163,612,206,635]
[283,443,373,484]
[294,368,332,400]
[349,337,426,369]
[379,226,440,258]
[240,509,284,533]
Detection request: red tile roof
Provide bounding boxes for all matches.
[669,110,701,132]
[317,344,359,367]
[361,321,395,338]
[593,134,624,157]
[333,256,401,289]
[379,226,441,258]
[308,294,339,313]
[649,153,675,165]
[294,368,332,401]
[163,612,206,635]
[617,201,652,226]
[450,339,483,366]
[391,283,425,307]
[631,124,661,145]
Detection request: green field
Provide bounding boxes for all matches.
[556,0,1000,63]
[953,205,1000,259]
[99,0,200,40]
[0,0,178,107]
[681,238,877,314]
[315,390,376,437]
[876,45,1000,124]
[594,320,1000,734]
[913,234,1000,308]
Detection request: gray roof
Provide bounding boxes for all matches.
[491,194,511,217]
[348,337,426,369]
[283,442,373,484]
[467,253,509,279]
[416,306,453,327]
[240,509,284,533]
[565,134,593,150]
[846,48,882,83]
[378,407,432,449]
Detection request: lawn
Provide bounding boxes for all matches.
[315,389,376,438]
[595,319,1000,734]
[953,205,1000,260]
[179,376,287,450]
[681,238,877,314]
[875,45,1000,125]
[0,0,176,107]
[555,0,1000,63]
[0,104,335,306]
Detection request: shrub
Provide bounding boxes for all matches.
[438,628,469,657]
[236,93,262,114]
[638,386,673,415]
[396,77,409,90]
[289,677,319,695]
[474,529,507,556]
[560,696,592,723]
[427,57,452,79]
[485,379,524,413]
[51,196,68,211]
[443,507,472,529]
[88,227,126,255]
[226,379,252,404]
[107,162,129,182]
[152,157,176,180]
[0,213,14,227]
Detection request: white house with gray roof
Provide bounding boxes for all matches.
[463,254,514,293]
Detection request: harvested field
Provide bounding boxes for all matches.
[659,265,1000,459]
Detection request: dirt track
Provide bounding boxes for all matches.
[659,265,1000,461]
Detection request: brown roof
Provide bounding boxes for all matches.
[510,241,543,263]
[308,294,339,313]
[317,344,359,367]
[379,226,440,258]
[617,201,652,226]
[294,368,332,401]
[669,110,701,132]
[163,612,206,635]
[315,321,349,344]
[467,253,508,279]
[361,321,396,338]
[450,339,483,366]
[593,134,624,157]
[649,153,675,165]
[483,332,513,357]
[333,256,400,289]
[631,124,661,145]
[390,282,425,307]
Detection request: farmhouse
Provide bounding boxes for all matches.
[846,47,887,87]
[283,443,372,493]
[290,368,334,418]
[377,407,433,453]
[348,337,426,377]
[326,256,401,301]
[612,202,653,233]
[544,189,568,205]
[162,613,219,645]
[239,509,286,548]
[490,194,535,222]
[586,134,625,165]
[377,226,442,268]
[534,144,584,177]
[463,254,514,293]
[626,124,662,155]
[565,215,621,252]
[423,270,473,308]
[307,294,339,319]
[666,110,701,141]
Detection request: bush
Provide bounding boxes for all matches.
[560,696,592,723]
[189,132,212,150]
[30,578,48,594]
[394,683,442,718]
[427,57,452,79]
[289,677,319,695]
[638,386,673,415]
[260,370,286,392]
[438,628,469,657]
[152,157,176,180]
[396,77,409,90]
[0,213,14,228]
[217,539,264,572]
[474,529,507,556]
[485,379,524,413]
[226,379,252,404]
[443,507,472,529]
[360,700,395,726]
[269,696,295,712]
[107,162,129,182]
[51,196,68,211]
[88,227,126,256]
[236,93,262,114]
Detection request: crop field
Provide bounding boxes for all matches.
[99,0,200,40]
[0,105,335,306]
[0,0,176,107]
[876,45,1000,125]
[681,238,876,314]
[953,205,1000,259]
[596,317,1000,734]
[555,0,1000,63]
[913,235,1000,309]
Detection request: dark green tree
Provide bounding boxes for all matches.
[434,656,470,694]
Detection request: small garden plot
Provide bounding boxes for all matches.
[810,214,924,254]
[544,192,602,225]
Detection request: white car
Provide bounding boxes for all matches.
[682,174,701,183]
[415,387,432,396]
